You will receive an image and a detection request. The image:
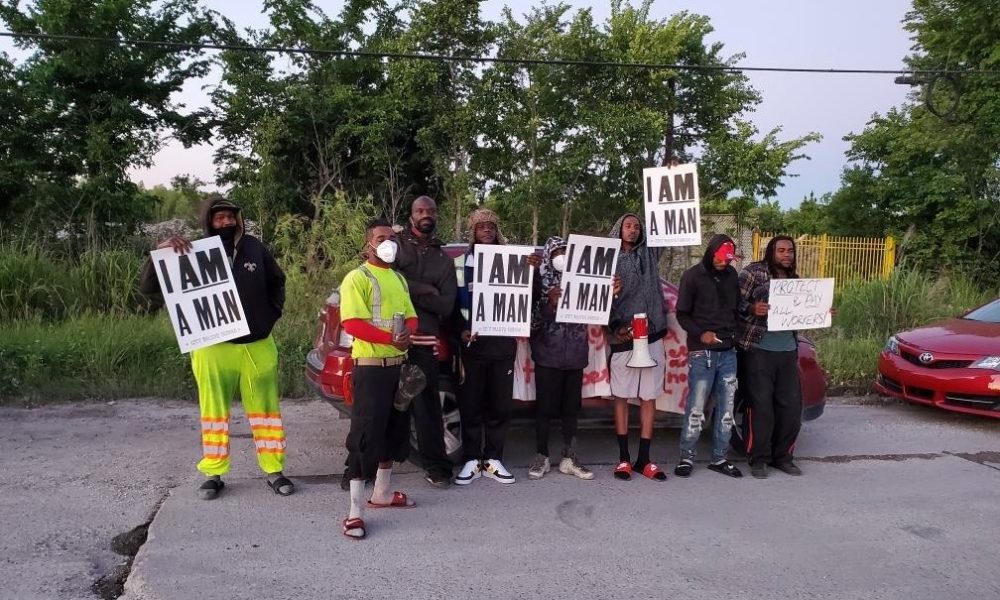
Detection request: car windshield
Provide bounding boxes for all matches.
[962,299,1000,323]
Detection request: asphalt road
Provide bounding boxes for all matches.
[1,397,997,600]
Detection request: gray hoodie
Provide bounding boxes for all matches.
[606,213,668,353]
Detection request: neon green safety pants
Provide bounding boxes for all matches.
[191,335,285,477]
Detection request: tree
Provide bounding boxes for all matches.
[781,193,831,235]
[832,0,1000,277]
[388,0,493,240]
[146,175,210,222]
[478,1,819,240]
[474,3,595,244]
[0,0,217,240]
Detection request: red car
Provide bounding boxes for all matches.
[306,244,828,460]
[875,297,1000,418]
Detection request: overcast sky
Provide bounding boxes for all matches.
[2,0,915,208]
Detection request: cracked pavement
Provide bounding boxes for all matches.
[1,398,997,600]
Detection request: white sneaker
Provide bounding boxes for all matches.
[454,460,481,485]
[482,459,516,484]
[559,455,595,480]
[527,454,550,480]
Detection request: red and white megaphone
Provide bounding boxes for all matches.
[626,312,658,368]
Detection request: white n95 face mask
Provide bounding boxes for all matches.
[374,240,398,263]
[551,255,566,272]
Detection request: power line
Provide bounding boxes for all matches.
[2,30,998,76]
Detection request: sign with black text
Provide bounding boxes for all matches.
[642,163,701,247]
[471,245,535,337]
[556,234,620,325]
[150,237,250,353]
[767,278,835,331]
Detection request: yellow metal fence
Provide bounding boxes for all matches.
[752,232,895,281]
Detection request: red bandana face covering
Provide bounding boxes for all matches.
[714,241,735,263]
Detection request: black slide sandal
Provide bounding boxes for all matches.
[267,475,295,496]
[199,479,224,500]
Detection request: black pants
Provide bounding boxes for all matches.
[408,346,451,475]
[741,349,802,466]
[459,357,514,462]
[534,366,583,456]
[345,364,408,480]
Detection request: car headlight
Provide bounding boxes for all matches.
[885,335,900,356]
[971,356,1000,371]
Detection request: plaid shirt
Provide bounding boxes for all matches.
[736,261,771,350]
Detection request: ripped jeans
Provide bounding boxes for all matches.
[679,349,737,463]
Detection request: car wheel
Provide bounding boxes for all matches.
[410,376,463,465]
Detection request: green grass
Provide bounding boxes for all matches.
[0,239,147,321]
[0,308,321,403]
[0,315,193,401]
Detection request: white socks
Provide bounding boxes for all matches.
[348,479,366,520]
[371,467,392,504]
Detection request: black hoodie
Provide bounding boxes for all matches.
[139,197,286,344]
[675,233,739,351]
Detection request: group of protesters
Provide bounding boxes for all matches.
[141,194,809,541]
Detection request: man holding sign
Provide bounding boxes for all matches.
[527,237,595,481]
[737,236,830,479]
[452,209,536,485]
[139,196,292,500]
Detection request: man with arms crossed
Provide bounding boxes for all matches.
[394,195,458,487]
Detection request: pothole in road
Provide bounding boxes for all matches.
[91,494,167,600]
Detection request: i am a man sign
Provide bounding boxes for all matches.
[643,162,702,247]
[150,237,250,353]
[471,245,535,337]
[556,234,620,325]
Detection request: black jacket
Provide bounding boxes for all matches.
[394,227,457,335]
[138,198,286,344]
[676,234,739,351]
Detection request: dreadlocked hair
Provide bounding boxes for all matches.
[763,235,799,278]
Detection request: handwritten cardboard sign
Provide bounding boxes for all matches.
[642,163,701,247]
[767,278,834,331]
[471,245,535,337]
[150,237,250,353]
[556,234,620,325]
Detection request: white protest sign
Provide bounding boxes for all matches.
[150,236,250,353]
[767,278,835,331]
[556,234,620,325]
[471,245,535,337]
[642,162,701,247]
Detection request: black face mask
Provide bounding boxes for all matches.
[215,225,239,244]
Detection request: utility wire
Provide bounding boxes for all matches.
[2,30,999,76]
